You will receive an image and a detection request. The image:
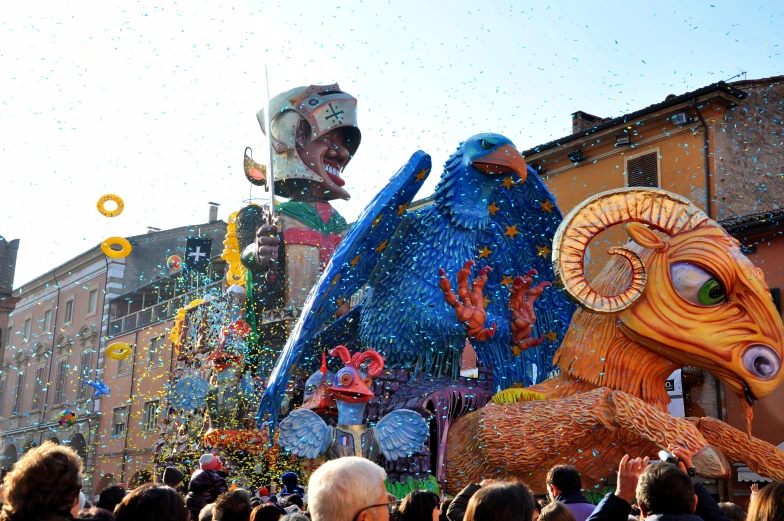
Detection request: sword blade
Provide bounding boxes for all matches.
[265,64,275,220]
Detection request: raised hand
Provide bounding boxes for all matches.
[615,454,650,503]
[439,260,497,342]
[509,269,550,353]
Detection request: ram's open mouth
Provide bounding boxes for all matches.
[323,159,346,187]
[743,380,758,406]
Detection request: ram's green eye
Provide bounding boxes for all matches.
[480,139,495,150]
[670,262,727,306]
[698,278,726,306]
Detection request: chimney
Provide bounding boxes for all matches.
[571,111,605,134]
[208,202,220,223]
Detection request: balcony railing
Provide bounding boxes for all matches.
[108,282,221,337]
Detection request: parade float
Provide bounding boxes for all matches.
[154,81,784,495]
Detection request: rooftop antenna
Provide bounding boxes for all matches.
[725,70,747,82]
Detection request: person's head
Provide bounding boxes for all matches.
[308,456,390,521]
[214,490,253,521]
[77,507,116,521]
[464,481,536,521]
[200,453,222,471]
[439,499,452,521]
[251,504,284,521]
[0,441,84,520]
[747,482,784,521]
[281,472,302,491]
[545,466,582,502]
[719,503,746,521]
[282,494,305,511]
[398,490,439,521]
[163,466,185,489]
[635,463,697,517]
[113,483,189,521]
[97,484,128,512]
[199,503,216,521]
[539,502,576,521]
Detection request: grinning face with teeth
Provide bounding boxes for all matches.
[290,122,353,201]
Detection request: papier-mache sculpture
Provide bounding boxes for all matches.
[278,346,428,463]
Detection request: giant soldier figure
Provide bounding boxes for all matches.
[236,84,361,379]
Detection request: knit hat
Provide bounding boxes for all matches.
[199,453,221,471]
[163,466,185,487]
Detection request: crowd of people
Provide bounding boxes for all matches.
[0,441,781,521]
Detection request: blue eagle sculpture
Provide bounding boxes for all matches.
[257,134,575,427]
[278,346,428,462]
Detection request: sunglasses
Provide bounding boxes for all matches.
[353,500,398,521]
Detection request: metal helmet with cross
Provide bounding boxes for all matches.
[256,84,361,196]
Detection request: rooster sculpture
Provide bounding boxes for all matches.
[278,346,428,463]
[257,134,576,425]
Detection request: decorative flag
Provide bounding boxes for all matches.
[185,238,213,273]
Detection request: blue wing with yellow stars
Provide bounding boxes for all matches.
[278,408,333,459]
[375,409,429,461]
[472,165,577,388]
[256,151,433,427]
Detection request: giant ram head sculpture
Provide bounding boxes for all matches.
[551,188,784,418]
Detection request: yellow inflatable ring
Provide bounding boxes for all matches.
[97,194,125,217]
[101,237,132,258]
[106,342,132,360]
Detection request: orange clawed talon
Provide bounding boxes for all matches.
[439,260,496,342]
[509,269,551,352]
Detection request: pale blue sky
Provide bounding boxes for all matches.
[2,0,782,286]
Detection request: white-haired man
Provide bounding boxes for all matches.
[308,457,394,521]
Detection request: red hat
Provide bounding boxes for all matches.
[199,453,221,471]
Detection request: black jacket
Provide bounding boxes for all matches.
[585,483,731,521]
[185,469,229,519]
[446,484,480,521]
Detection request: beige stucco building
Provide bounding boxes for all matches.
[0,215,226,494]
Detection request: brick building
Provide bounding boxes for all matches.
[0,235,20,364]
[0,214,226,493]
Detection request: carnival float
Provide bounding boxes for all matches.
[153,81,784,495]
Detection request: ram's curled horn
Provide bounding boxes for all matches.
[551,187,710,314]
[328,345,353,365]
[353,349,385,377]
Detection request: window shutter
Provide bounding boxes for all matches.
[13,373,24,414]
[55,361,67,404]
[32,367,45,410]
[627,152,658,187]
